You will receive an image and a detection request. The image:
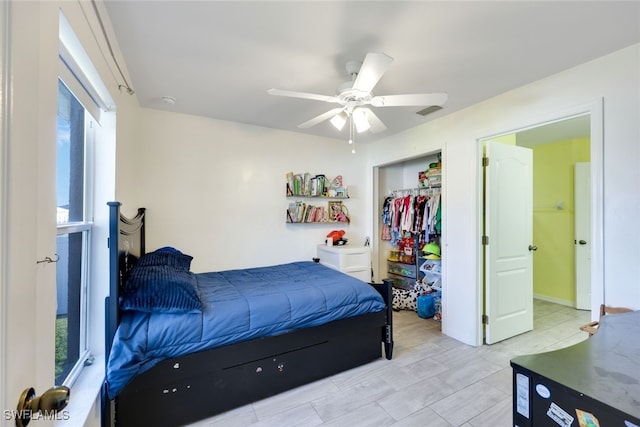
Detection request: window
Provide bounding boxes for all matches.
[55,79,95,386]
[55,10,116,394]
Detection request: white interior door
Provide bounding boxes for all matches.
[485,141,534,344]
[1,1,58,415]
[575,162,591,310]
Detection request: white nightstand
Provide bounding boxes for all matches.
[316,244,371,282]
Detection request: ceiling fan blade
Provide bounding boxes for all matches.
[268,88,338,103]
[363,108,387,133]
[370,93,448,107]
[298,107,345,129]
[352,52,393,93]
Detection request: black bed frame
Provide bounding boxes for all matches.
[102,202,394,427]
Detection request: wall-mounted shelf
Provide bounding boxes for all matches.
[286,172,348,198]
[286,195,349,199]
[286,172,350,224]
[286,200,350,224]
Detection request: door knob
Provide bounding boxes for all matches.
[528,245,538,251]
[578,240,587,245]
[16,386,70,426]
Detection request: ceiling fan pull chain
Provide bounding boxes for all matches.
[348,115,354,145]
[350,116,356,153]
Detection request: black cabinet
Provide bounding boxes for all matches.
[510,310,640,426]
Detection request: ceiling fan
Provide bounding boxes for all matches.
[267,52,448,135]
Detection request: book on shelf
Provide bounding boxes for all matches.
[285,172,308,196]
[287,201,329,223]
[286,172,331,197]
[304,205,322,223]
[287,201,305,222]
[286,172,294,196]
[310,174,326,196]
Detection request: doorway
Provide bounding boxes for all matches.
[480,109,601,344]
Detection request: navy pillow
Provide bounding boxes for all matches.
[136,248,193,271]
[156,246,181,253]
[120,265,202,313]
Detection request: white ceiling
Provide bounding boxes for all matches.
[516,114,591,148]
[102,1,640,144]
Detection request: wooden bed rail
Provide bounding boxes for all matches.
[103,202,146,427]
[371,278,394,359]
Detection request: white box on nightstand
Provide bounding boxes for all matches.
[316,244,371,282]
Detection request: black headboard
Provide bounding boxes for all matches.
[105,202,146,361]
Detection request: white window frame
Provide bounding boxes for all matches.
[54,9,116,400]
[55,78,97,387]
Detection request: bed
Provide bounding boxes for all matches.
[101,202,394,426]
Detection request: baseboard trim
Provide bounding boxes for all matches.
[533,294,575,308]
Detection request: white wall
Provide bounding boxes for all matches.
[366,44,640,346]
[137,109,369,273]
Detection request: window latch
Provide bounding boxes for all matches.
[36,254,59,264]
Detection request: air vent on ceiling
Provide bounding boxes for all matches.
[416,105,443,116]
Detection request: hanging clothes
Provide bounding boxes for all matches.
[426,192,441,236]
[413,195,427,234]
[380,188,441,244]
[381,196,393,241]
[400,196,414,232]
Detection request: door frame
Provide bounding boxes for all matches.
[574,162,591,310]
[475,99,604,345]
[0,0,9,408]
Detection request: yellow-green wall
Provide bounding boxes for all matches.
[492,134,517,145]
[530,138,590,304]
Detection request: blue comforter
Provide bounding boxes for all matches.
[106,261,385,398]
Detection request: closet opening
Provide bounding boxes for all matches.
[374,151,444,328]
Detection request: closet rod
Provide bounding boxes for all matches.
[389,186,441,197]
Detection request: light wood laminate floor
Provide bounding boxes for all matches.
[189,300,591,427]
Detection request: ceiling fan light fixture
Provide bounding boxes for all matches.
[352,108,370,133]
[330,111,348,131]
[267,52,446,139]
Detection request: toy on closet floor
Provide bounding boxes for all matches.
[392,281,440,316]
[391,240,443,320]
